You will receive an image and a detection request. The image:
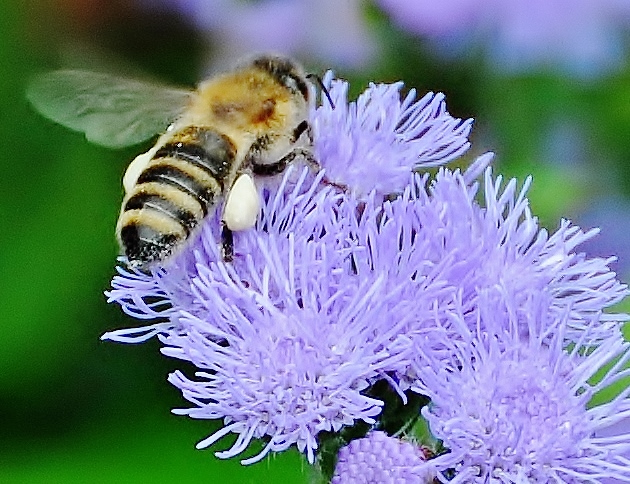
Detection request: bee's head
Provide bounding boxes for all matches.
[250,54,310,102]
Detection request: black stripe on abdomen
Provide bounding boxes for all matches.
[120,223,181,266]
[155,142,230,181]
[136,165,215,214]
[124,193,198,234]
[155,128,235,181]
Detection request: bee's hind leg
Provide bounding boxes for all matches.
[221,221,234,262]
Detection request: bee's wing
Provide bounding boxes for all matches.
[27,70,193,149]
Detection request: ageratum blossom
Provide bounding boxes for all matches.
[157,172,422,465]
[332,431,435,483]
[420,166,628,343]
[411,291,630,483]
[311,72,473,199]
[103,75,472,463]
[337,163,627,359]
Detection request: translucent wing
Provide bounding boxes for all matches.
[27,70,193,149]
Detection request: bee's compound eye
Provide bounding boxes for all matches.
[223,173,260,231]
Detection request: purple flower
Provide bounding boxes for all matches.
[159,176,419,464]
[106,166,425,464]
[332,431,435,483]
[412,292,630,483]
[376,0,630,77]
[347,162,627,352]
[312,72,473,198]
[426,166,627,342]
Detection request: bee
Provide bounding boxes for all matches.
[27,54,318,267]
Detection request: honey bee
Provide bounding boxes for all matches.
[27,54,318,267]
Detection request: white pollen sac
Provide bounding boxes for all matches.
[223,173,260,231]
[123,147,156,193]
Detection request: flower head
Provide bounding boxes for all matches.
[412,292,630,483]
[418,166,626,343]
[332,431,435,483]
[105,166,422,464]
[159,182,417,464]
[312,72,473,198]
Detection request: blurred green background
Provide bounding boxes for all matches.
[2,0,630,482]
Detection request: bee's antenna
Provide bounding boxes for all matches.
[307,73,335,109]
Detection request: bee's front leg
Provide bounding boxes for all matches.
[248,120,317,176]
[251,147,315,176]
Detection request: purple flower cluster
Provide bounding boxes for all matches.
[104,72,630,481]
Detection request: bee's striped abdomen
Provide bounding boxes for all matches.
[118,128,236,267]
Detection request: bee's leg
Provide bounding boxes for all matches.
[248,124,347,191]
[221,221,234,262]
[292,120,312,144]
[251,147,315,176]
[251,147,347,192]
[288,122,348,192]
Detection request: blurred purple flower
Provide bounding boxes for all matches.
[578,195,630,281]
[332,431,435,483]
[412,292,630,483]
[377,0,630,77]
[152,0,376,71]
